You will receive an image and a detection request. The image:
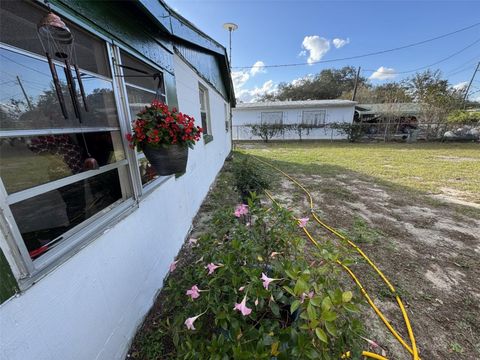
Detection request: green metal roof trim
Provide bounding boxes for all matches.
[137,0,235,105]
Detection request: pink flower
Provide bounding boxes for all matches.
[300,291,315,303]
[184,312,205,330]
[239,286,245,292]
[188,238,198,246]
[361,337,379,349]
[270,251,282,258]
[186,285,201,300]
[169,260,179,272]
[234,295,252,316]
[255,298,259,306]
[261,272,278,290]
[298,217,309,228]
[234,204,249,217]
[205,263,223,275]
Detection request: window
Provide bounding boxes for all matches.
[120,50,166,187]
[0,2,132,272]
[261,111,283,125]
[302,110,326,127]
[199,84,212,143]
[224,103,230,132]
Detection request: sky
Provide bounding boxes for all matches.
[166,0,480,102]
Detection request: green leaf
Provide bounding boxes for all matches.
[309,297,321,307]
[270,301,280,316]
[321,310,337,322]
[315,328,328,344]
[342,291,353,303]
[321,296,332,311]
[307,303,316,320]
[285,269,297,280]
[343,303,360,313]
[283,286,296,296]
[290,300,301,314]
[325,321,338,337]
[294,278,309,296]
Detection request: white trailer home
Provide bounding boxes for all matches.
[0,1,234,359]
[232,100,356,140]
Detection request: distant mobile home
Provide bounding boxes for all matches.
[232,100,356,140]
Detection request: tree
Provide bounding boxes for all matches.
[341,82,412,103]
[404,70,463,121]
[260,66,367,101]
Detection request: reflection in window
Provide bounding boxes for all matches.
[139,157,159,186]
[10,169,122,259]
[0,48,118,130]
[0,1,110,77]
[0,131,124,194]
[199,85,211,135]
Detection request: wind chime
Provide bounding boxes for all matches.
[37,3,98,170]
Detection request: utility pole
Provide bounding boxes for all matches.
[223,23,238,67]
[16,76,33,110]
[351,66,361,101]
[463,61,479,109]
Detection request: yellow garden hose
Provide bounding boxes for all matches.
[256,155,419,360]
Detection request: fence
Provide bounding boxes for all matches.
[232,122,480,142]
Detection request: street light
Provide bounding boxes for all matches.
[223,22,238,67]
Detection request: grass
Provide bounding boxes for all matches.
[238,141,480,203]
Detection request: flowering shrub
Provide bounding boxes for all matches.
[126,100,203,149]
[140,195,365,359]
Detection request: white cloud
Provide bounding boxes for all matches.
[452,81,468,91]
[237,80,277,103]
[250,61,266,76]
[369,66,397,81]
[290,74,314,87]
[301,36,330,64]
[232,60,267,95]
[332,38,350,49]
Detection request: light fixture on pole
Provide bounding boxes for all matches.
[223,22,238,66]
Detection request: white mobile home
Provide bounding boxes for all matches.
[0,1,234,359]
[232,100,356,140]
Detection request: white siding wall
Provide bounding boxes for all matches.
[232,106,355,140]
[0,54,231,360]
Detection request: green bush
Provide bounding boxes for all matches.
[232,156,270,202]
[144,198,364,359]
[447,110,480,124]
[330,122,364,142]
[249,123,285,142]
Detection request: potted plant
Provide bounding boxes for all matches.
[126,100,203,175]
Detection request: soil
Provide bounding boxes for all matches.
[267,170,480,360]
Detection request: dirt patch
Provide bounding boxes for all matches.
[268,166,480,359]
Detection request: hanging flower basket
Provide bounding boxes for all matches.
[126,101,202,176]
[142,143,188,175]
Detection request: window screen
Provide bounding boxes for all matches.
[261,111,283,125]
[302,110,326,127]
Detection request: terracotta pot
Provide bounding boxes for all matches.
[142,144,188,176]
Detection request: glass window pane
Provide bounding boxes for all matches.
[0,1,110,77]
[126,85,156,120]
[10,169,123,259]
[0,131,125,194]
[139,157,159,186]
[120,50,164,94]
[0,48,118,130]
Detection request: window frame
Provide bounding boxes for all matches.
[114,46,171,194]
[0,3,158,287]
[198,83,213,144]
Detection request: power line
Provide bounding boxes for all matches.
[232,21,480,69]
[363,38,480,75]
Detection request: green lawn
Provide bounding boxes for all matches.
[238,142,480,203]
